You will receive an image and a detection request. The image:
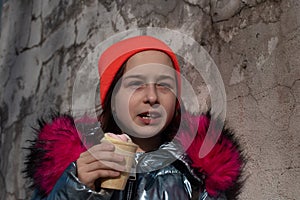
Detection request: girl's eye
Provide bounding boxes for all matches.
[156,83,173,90]
[128,81,145,88]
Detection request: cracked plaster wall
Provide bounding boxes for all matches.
[0,0,299,199]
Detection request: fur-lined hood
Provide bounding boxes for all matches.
[23,112,245,199]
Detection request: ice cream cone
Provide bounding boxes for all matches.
[100,133,138,190]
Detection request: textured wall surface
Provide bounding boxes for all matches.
[0,0,299,199]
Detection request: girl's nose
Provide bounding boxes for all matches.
[143,84,158,105]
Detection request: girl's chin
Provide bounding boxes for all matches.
[126,125,164,139]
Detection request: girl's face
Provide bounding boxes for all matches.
[112,50,177,138]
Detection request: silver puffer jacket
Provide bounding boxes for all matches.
[25,114,243,200]
[30,142,226,200]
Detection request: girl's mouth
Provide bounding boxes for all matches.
[138,111,161,125]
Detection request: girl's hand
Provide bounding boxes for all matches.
[76,142,125,190]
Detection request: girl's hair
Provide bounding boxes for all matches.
[98,62,182,143]
[98,63,125,134]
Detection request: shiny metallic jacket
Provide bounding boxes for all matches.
[24,114,244,200]
[30,142,226,200]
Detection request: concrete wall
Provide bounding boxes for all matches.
[0,0,299,199]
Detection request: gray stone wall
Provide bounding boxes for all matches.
[0,0,299,199]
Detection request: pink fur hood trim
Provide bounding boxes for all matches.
[176,113,244,196]
[25,115,89,195]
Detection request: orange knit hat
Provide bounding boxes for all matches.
[98,35,181,106]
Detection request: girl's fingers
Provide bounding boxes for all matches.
[77,142,128,185]
[77,169,121,188]
[91,142,115,153]
[79,143,125,164]
[79,150,125,164]
[77,141,130,187]
[80,143,115,158]
[79,160,126,172]
[89,169,121,178]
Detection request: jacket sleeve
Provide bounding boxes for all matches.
[30,162,113,200]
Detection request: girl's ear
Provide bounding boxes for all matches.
[111,94,116,113]
[112,106,116,114]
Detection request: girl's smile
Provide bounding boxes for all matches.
[137,110,162,125]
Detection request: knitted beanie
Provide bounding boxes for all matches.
[98,35,181,106]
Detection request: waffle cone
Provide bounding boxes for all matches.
[100,133,138,190]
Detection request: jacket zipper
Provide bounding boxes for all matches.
[125,168,137,200]
[126,179,135,200]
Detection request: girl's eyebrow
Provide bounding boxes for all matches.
[123,74,176,81]
[157,75,176,82]
[123,74,144,80]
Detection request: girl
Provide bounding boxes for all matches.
[24,36,244,199]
